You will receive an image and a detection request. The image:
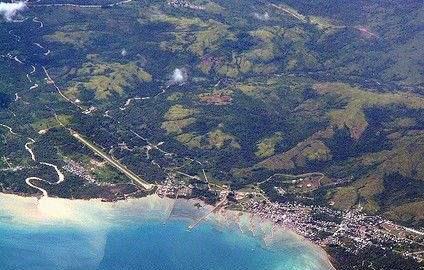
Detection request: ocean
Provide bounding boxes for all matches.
[0,194,333,270]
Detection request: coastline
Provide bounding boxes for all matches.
[209,206,337,270]
[0,192,335,269]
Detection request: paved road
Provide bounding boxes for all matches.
[70,130,154,191]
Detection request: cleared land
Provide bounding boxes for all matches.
[70,130,154,191]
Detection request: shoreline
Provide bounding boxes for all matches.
[0,192,336,270]
[208,205,337,270]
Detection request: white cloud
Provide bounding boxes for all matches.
[0,1,27,22]
[254,12,270,21]
[166,68,188,87]
[172,68,185,82]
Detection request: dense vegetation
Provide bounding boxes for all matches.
[0,0,423,228]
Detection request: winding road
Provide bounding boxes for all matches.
[0,124,18,135]
[2,0,210,198]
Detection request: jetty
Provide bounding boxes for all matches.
[188,198,227,230]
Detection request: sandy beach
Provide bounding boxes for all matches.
[0,192,335,269]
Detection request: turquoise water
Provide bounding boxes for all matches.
[0,196,332,270]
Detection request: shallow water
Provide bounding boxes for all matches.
[0,194,333,270]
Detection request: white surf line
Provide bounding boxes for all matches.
[32,17,44,28]
[40,162,65,184]
[25,177,48,197]
[0,124,17,135]
[25,138,36,161]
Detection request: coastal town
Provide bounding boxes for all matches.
[1,0,423,269]
[156,177,424,265]
[47,149,424,266]
[240,199,424,262]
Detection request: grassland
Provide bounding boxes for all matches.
[0,0,423,228]
[65,56,152,100]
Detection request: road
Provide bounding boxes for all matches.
[70,130,154,191]
[259,172,325,185]
[29,0,133,8]
[0,124,17,135]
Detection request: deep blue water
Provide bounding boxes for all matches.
[0,219,331,270]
